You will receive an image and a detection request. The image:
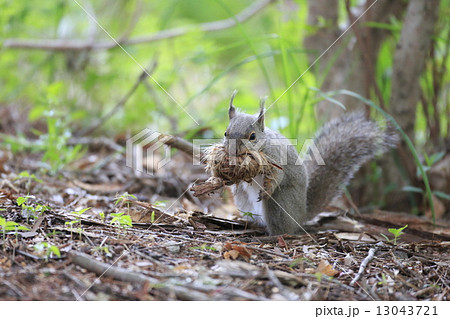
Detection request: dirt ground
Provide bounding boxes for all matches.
[0,139,449,301]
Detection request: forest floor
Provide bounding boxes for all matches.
[0,132,449,301]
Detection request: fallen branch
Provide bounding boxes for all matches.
[4,0,274,51]
[69,251,210,300]
[190,177,226,197]
[350,242,383,286]
[69,251,267,300]
[265,265,299,300]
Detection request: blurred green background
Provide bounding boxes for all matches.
[0,0,448,185]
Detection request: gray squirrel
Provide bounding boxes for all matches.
[223,92,399,235]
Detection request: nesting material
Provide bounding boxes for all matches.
[204,144,274,183]
[191,143,278,197]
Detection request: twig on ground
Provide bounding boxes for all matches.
[69,251,209,300]
[350,242,383,286]
[2,279,25,298]
[265,265,299,300]
[233,244,290,259]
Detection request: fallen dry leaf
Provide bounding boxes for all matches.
[334,232,380,242]
[316,260,339,277]
[223,242,252,262]
[224,250,240,260]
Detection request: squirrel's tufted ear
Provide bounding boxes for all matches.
[257,96,267,130]
[229,90,238,120]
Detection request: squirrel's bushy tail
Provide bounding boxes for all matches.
[305,111,399,215]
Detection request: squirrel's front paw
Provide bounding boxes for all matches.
[258,189,270,201]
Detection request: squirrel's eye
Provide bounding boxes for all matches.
[224,131,227,137]
[249,132,256,141]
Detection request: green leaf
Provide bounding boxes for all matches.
[379,233,390,242]
[433,191,450,201]
[429,152,445,165]
[110,212,124,218]
[402,186,424,194]
[28,105,49,121]
[71,207,91,216]
[388,224,408,237]
[151,211,155,223]
[34,242,48,251]
[17,197,27,206]
[308,87,347,110]
[17,171,44,183]
[363,21,401,32]
[49,245,61,258]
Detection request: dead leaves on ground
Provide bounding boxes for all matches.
[223,242,253,262]
[315,260,339,277]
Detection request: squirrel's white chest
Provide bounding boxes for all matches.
[230,175,265,224]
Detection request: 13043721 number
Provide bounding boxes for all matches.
[376,305,438,316]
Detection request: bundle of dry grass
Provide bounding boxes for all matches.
[204,144,274,183]
[191,143,279,197]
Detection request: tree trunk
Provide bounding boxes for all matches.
[382,0,441,210]
[304,0,406,122]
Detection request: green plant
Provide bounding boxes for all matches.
[114,192,137,214]
[153,200,168,209]
[64,220,81,240]
[0,216,30,240]
[65,207,90,240]
[110,212,133,229]
[380,224,408,245]
[33,242,61,262]
[15,171,43,192]
[402,185,450,203]
[92,245,112,257]
[189,244,217,251]
[70,207,91,218]
[38,112,85,173]
[241,211,257,220]
[150,211,155,223]
[15,171,43,183]
[16,196,49,221]
[289,257,312,268]
[3,109,85,174]
[402,151,448,202]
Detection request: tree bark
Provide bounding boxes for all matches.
[381,0,441,210]
[304,0,406,122]
[390,0,440,142]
